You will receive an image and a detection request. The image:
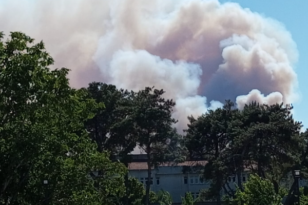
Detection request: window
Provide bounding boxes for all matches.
[228,177,231,182]
[156,177,160,185]
[145,177,153,185]
[242,176,246,182]
[233,177,236,182]
[189,176,205,184]
[140,178,144,184]
[192,192,199,199]
[184,176,188,184]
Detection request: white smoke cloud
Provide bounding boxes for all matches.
[108,50,202,99]
[0,0,299,131]
[174,96,223,131]
[236,89,283,110]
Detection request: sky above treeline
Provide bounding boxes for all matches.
[0,0,307,131]
[219,0,308,129]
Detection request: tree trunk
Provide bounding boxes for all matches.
[216,185,221,205]
[94,116,102,152]
[257,139,263,178]
[123,160,129,205]
[236,169,243,191]
[284,181,296,205]
[214,139,221,205]
[145,152,152,205]
[273,180,279,194]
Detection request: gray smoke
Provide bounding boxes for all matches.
[0,0,299,130]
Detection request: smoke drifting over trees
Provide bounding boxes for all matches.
[0,0,299,130]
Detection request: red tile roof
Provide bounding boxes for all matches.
[128,160,207,170]
[128,160,255,171]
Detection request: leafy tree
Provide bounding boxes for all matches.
[226,174,286,205]
[299,187,308,205]
[155,190,173,205]
[181,192,194,205]
[85,84,141,205]
[284,129,308,205]
[185,101,303,203]
[112,177,144,205]
[232,103,304,193]
[85,82,120,153]
[131,87,178,205]
[0,32,126,204]
[185,100,237,204]
[113,177,158,205]
[85,82,137,157]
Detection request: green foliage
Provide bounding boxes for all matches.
[185,101,305,202]
[299,187,308,205]
[130,87,180,205]
[181,192,194,205]
[185,100,237,202]
[233,103,303,189]
[0,32,126,204]
[132,87,178,164]
[120,177,145,205]
[2,31,307,205]
[155,190,173,205]
[85,82,137,158]
[226,175,286,205]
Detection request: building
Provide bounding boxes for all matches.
[128,155,250,203]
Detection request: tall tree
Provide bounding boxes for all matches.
[185,101,237,204]
[284,129,308,205]
[131,87,178,205]
[85,83,140,163]
[0,32,126,205]
[85,82,128,153]
[233,103,304,193]
[85,84,139,205]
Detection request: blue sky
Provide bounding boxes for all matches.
[219,0,308,130]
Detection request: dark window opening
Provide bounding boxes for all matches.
[156,177,160,185]
[184,176,188,184]
[145,177,153,185]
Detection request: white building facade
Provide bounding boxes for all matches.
[128,157,250,203]
[128,155,307,204]
[128,160,210,203]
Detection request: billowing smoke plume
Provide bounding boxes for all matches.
[0,0,299,131]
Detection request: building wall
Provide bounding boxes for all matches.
[128,156,306,204]
[129,166,254,203]
[129,166,211,203]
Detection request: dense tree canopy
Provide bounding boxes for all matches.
[85,82,137,159]
[226,174,286,205]
[185,101,305,204]
[129,87,179,205]
[185,101,237,204]
[0,32,126,205]
[2,31,308,205]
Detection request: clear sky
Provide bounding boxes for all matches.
[219,0,308,130]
